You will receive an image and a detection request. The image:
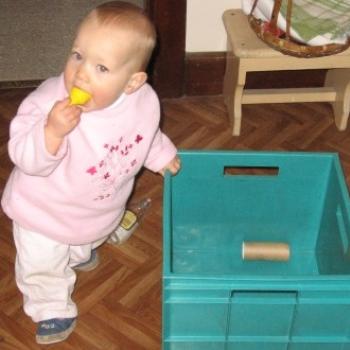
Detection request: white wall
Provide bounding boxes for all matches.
[186,0,242,52]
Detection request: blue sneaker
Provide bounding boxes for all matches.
[36,317,76,344]
[73,249,99,272]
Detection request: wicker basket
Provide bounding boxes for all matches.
[248,0,350,58]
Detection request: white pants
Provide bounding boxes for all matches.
[13,222,107,322]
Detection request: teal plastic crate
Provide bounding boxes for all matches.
[163,151,350,350]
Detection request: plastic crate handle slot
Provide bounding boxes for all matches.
[226,290,298,343]
[224,166,279,176]
[229,290,298,303]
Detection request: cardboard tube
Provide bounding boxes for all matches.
[242,241,290,261]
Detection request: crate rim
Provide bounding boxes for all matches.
[176,149,340,158]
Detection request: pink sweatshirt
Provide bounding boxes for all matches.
[1,75,177,244]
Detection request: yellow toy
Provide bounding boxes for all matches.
[69,87,91,105]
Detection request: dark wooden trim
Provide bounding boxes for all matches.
[245,70,326,89]
[145,0,186,98]
[184,51,327,96]
[185,52,226,96]
[0,80,42,90]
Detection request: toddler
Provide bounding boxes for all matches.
[1,1,180,345]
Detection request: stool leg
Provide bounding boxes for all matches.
[224,54,244,136]
[232,83,244,136]
[325,68,350,131]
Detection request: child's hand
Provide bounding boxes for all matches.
[46,98,82,139]
[44,98,82,155]
[159,156,181,176]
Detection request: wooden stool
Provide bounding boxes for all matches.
[223,9,350,136]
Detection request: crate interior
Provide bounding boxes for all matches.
[168,153,350,277]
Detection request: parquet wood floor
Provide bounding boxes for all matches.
[1,87,350,349]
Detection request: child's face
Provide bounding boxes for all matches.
[64,18,140,112]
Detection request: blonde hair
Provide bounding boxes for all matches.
[83,1,156,71]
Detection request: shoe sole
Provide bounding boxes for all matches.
[36,319,76,345]
[74,253,100,272]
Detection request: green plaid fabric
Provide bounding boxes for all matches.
[280,0,350,43]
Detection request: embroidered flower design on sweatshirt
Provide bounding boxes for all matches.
[86,134,143,201]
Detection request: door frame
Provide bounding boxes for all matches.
[145,0,186,98]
